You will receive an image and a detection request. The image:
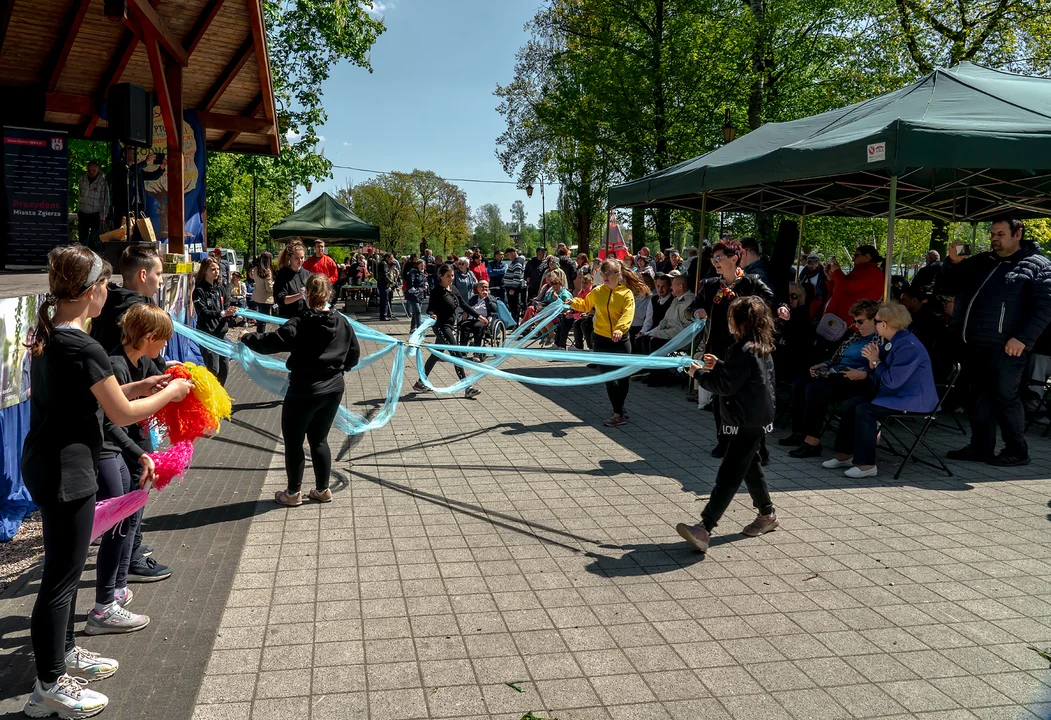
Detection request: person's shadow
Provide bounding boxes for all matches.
[583,534,748,577]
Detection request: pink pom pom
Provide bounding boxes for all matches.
[92,490,149,541]
[149,441,195,491]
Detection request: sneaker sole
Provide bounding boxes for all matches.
[126,572,172,583]
[675,523,709,553]
[742,521,779,537]
[25,701,108,719]
[83,617,150,635]
[308,494,333,503]
[66,666,118,682]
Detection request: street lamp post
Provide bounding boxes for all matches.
[525,176,546,250]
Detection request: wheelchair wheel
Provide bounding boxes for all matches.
[492,320,506,347]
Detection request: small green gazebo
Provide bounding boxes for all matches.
[269,192,380,243]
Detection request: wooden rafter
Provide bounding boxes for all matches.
[245,0,278,154]
[1,0,16,55]
[143,30,176,142]
[45,91,93,115]
[196,109,272,134]
[129,0,187,65]
[218,93,264,150]
[85,0,160,136]
[198,36,253,112]
[46,0,91,91]
[184,0,224,58]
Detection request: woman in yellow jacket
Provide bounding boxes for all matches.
[569,259,651,426]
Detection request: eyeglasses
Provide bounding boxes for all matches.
[711,255,727,263]
[875,318,887,325]
[854,317,871,324]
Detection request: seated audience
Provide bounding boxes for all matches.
[557,270,594,350]
[642,275,695,385]
[820,302,937,478]
[636,275,672,355]
[782,300,880,457]
[459,280,499,348]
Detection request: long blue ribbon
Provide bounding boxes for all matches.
[168,304,703,435]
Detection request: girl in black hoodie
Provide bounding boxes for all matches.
[192,257,235,386]
[242,275,360,506]
[412,263,485,399]
[676,296,780,554]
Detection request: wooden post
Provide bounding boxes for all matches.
[165,58,184,254]
[884,175,898,301]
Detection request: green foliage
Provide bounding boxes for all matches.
[336,170,472,258]
[474,203,508,256]
[205,153,291,258]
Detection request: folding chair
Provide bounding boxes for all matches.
[877,362,961,480]
[1023,375,1051,436]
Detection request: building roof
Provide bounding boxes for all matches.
[0,0,280,155]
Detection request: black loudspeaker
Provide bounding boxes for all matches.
[108,83,152,148]
[104,0,127,19]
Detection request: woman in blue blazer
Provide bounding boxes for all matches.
[821,302,937,478]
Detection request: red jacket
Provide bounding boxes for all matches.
[304,253,339,284]
[824,262,885,321]
[469,262,489,282]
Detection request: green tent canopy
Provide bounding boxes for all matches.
[269,192,380,242]
[608,63,1051,221]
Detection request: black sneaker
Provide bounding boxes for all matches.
[946,446,993,462]
[778,434,805,447]
[127,556,172,583]
[789,443,823,459]
[987,451,1031,467]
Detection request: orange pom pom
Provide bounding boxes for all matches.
[150,364,221,444]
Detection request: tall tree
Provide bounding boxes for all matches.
[474,203,507,256]
[510,199,527,232]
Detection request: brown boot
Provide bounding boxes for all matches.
[741,512,779,537]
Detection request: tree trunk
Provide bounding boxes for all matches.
[632,207,646,252]
[652,0,669,246]
[929,219,949,255]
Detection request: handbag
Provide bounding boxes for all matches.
[135,213,157,244]
[816,312,848,342]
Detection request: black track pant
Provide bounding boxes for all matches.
[700,433,774,531]
[253,304,274,333]
[32,495,94,683]
[593,334,631,415]
[423,324,466,381]
[282,391,344,494]
[95,457,135,605]
[201,347,230,387]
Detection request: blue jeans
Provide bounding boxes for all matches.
[408,297,423,332]
[834,398,896,465]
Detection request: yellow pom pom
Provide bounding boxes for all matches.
[185,362,233,429]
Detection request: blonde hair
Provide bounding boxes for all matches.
[545,271,562,286]
[278,240,306,269]
[877,301,912,331]
[120,303,173,348]
[599,259,650,297]
[305,274,332,308]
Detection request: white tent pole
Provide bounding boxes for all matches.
[885,175,898,301]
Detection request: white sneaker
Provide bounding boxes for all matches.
[84,603,150,635]
[822,457,853,469]
[24,675,108,718]
[844,466,878,478]
[65,647,118,682]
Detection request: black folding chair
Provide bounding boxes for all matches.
[1023,375,1051,437]
[877,362,962,480]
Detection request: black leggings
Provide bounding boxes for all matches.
[95,457,136,605]
[423,324,466,381]
[201,347,230,387]
[593,334,631,415]
[282,391,344,494]
[254,303,274,333]
[33,494,95,683]
[701,433,774,531]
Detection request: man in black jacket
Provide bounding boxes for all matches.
[555,244,577,288]
[941,217,1051,466]
[524,246,548,299]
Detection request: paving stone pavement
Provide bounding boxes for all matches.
[4,317,1051,720]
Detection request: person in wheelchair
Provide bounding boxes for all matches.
[459,281,500,356]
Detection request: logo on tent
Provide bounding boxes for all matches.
[867,142,886,163]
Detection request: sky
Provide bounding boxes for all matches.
[301,0,557,229]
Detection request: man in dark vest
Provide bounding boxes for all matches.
[635,275,673,355]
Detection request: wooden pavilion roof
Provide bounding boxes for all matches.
[0,0,280,155]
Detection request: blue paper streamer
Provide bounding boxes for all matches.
[168,302,703,435]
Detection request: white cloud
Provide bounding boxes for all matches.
[318,135,326,143]
[285,130,301,143]
[343,141,353,147]
[365,1,393,17]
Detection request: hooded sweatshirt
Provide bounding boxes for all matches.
[242,308,360,395]
[89,283,165,373]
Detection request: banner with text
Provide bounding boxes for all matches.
[2,128,69,267]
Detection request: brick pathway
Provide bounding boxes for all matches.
[4,318,1051,720]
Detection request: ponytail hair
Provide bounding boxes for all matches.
[30,246,112,356]
[305,274,332,308]
[600,259,650,297]
[727,296,775,356]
